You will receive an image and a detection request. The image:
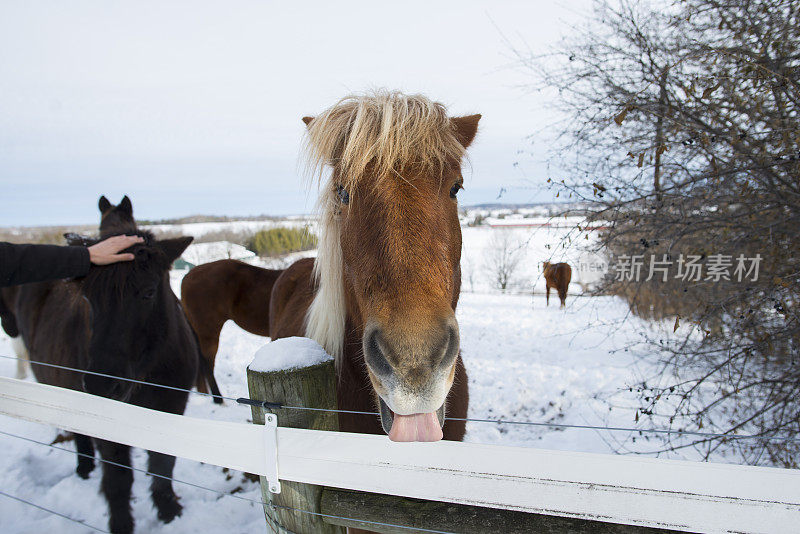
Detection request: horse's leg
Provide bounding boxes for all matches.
[95,439,134,534]
[74,433,95,479]
[147,451,183,523]
[195,326,222,395]
[559,284,568,309]
[546,285,550,306]
[10,336,29,379]
[195,328,223,403]
[140,385,189,522]
[0,294,28,379]
[206,371,223,403]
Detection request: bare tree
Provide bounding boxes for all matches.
[484,229,525,292]
[519,0,800,465]
[461,256,476,292]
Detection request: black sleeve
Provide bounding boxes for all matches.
[0,242,91,287]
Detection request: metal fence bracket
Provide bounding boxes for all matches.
[264,413,281,494]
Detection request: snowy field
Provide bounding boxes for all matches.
[0,219,690,533]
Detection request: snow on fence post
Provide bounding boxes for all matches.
[247,337,345,534]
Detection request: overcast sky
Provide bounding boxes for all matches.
[0,0,589,226]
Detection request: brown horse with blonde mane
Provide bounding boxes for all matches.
[269,91,478,443]
[181,259,282,400]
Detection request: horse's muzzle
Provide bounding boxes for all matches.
[363,317,458,442]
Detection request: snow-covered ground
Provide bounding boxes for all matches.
[0,219,680,533]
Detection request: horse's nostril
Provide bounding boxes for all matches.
[364,329,393,377]
[438,323,459,369]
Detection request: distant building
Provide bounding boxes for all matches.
[174,241,257,270]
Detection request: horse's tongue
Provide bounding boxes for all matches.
[388,412,443,442]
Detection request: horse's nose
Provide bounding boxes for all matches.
[363,316,459,387]
[364,328,393,378]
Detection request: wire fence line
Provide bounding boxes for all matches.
[3,353,798,444]
[0,489,111,533]
[0,354,234,403]
[0,428,460,534]
[4,357,800,534]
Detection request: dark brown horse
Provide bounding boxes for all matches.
[270,91,479,443]
[99,195,137,236]
[9,195,138,381]
[180,259,283,399]
[1,230,197,534]
[95,195,223,401]
[543,261,572,308]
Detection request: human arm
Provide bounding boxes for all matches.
[0,235,143,287]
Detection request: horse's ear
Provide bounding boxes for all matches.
[302,116,314,127]
[158,236,193,263]
[451,114,481,149]
[98,196,111,213]
[118,196,133,215]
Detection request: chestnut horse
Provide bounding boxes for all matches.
[270,91,479,443]
[180,259,282,400]
[543,261,572,308]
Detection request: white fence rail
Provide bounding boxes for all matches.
[2,376,800,534]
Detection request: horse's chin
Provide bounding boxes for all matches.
[378,397,445,440]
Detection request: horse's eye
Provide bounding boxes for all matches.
[450,182,463,199]
[336,184,350,205]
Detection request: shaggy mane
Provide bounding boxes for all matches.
[303,90,466,192]
[302,90,467,365]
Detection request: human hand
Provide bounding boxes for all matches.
[87,235,144,266]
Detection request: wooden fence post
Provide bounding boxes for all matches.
[247,337,345,534]
[319,488,680,534]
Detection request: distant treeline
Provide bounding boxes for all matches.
[0,225,95,245]
[137,214,285,225]
[148,225,318,258]
[1,222,318,259]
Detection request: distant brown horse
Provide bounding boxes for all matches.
[543,261,572,308]
[270,91,479,444]
[180,259,282,400]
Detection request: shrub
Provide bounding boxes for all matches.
[248,227,318,257]
[468,213,486,227]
